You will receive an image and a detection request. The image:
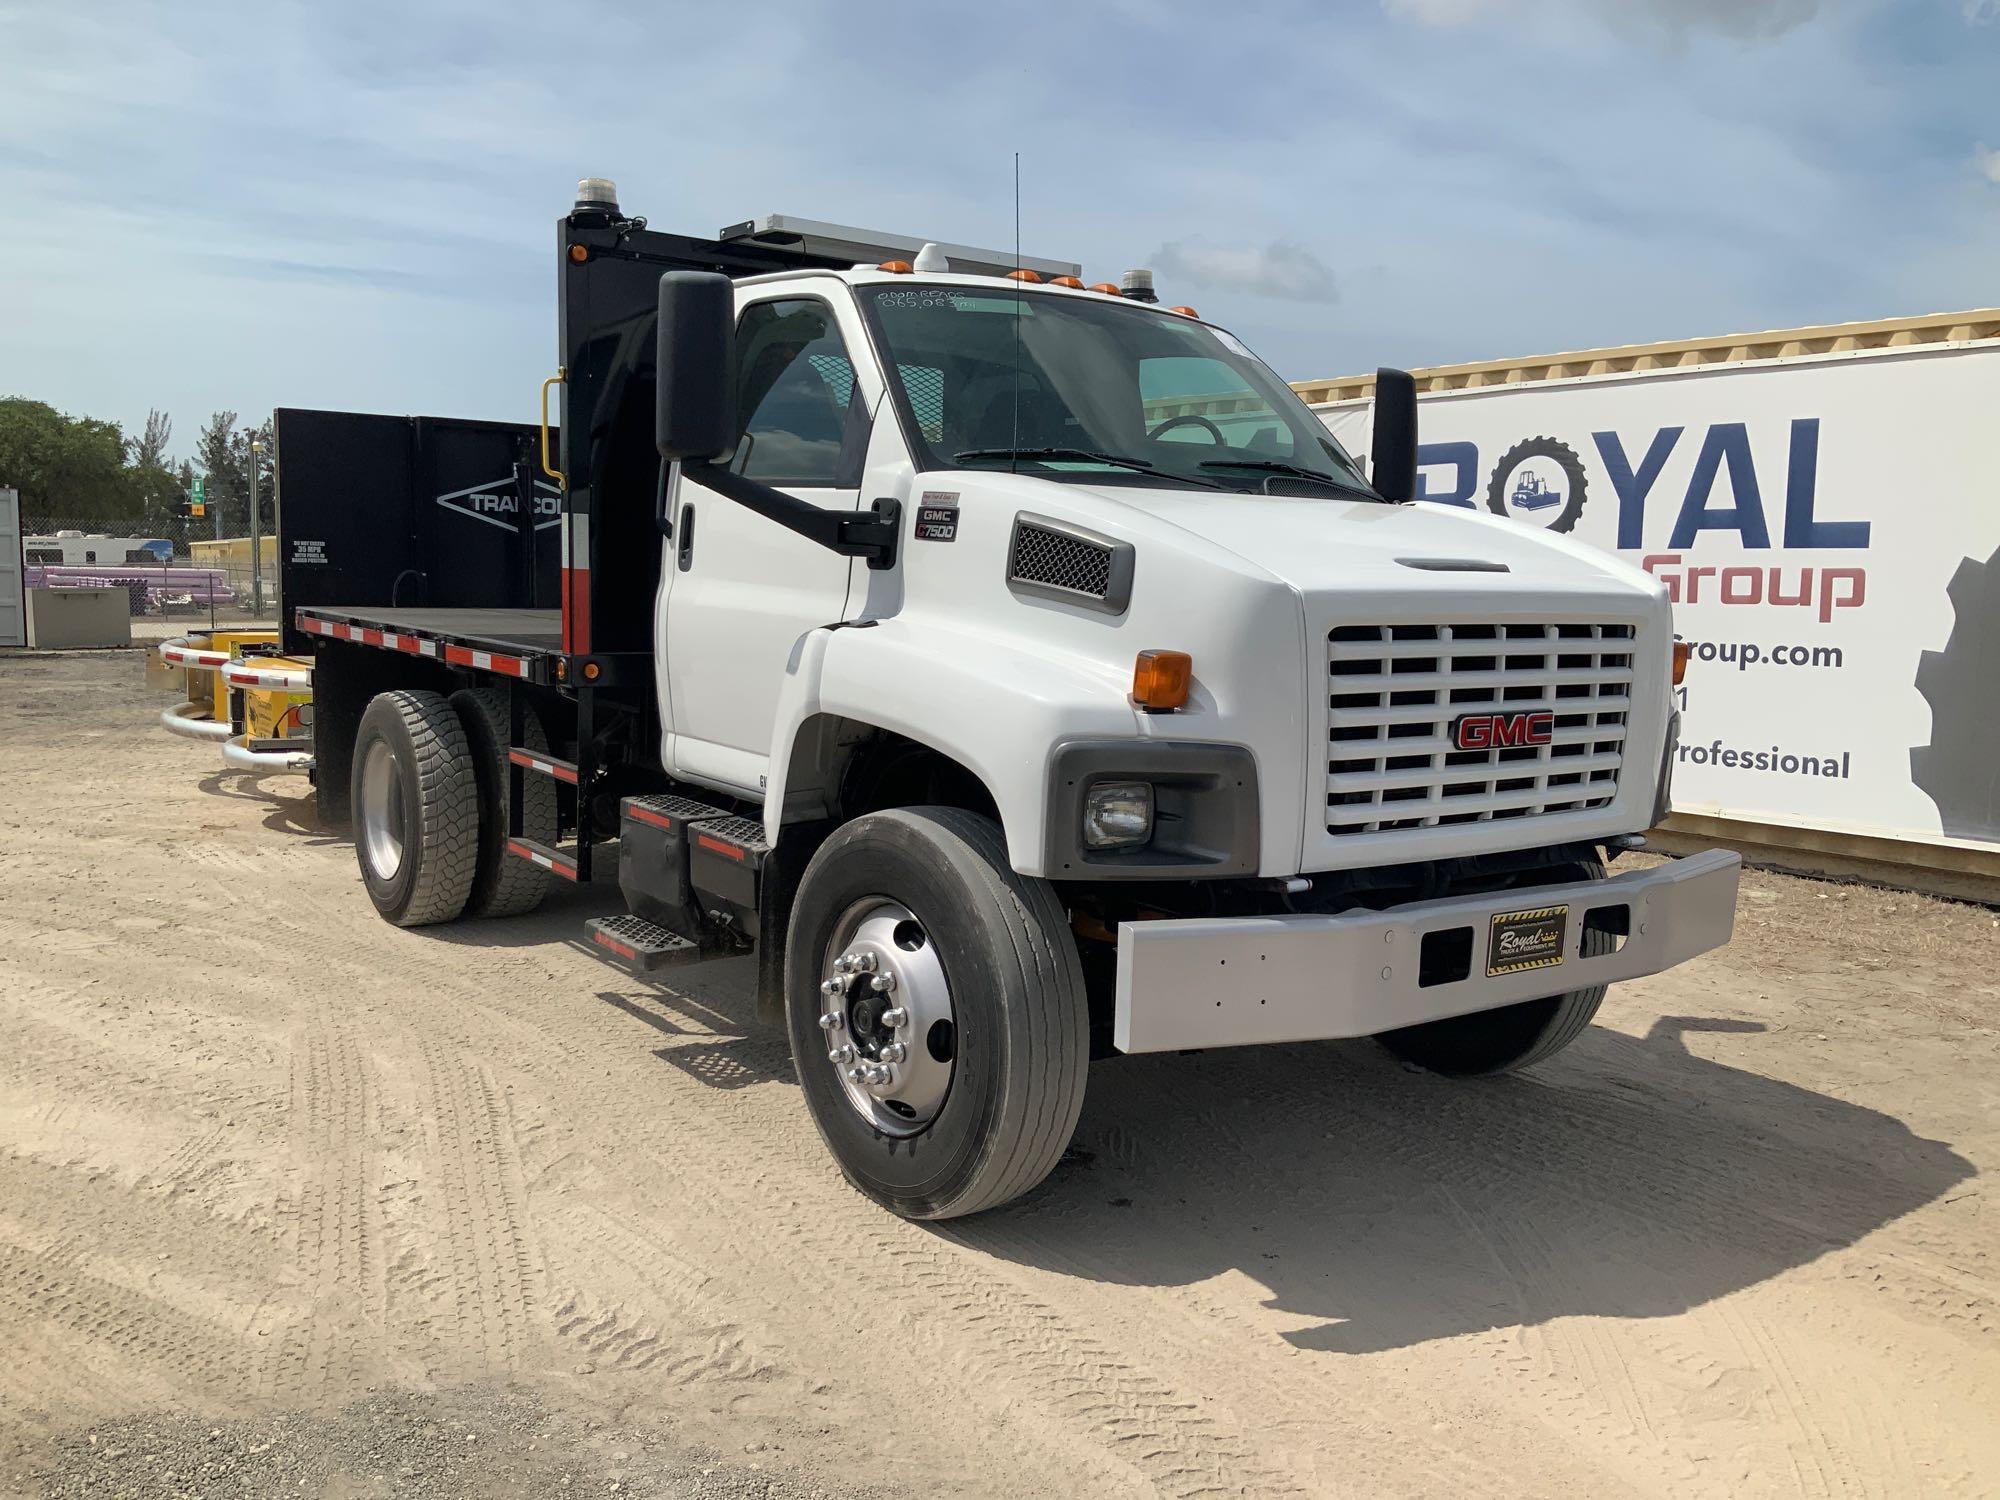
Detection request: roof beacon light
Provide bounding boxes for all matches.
[574,177,619,213]
[1120,268,1158,304]
[912,241,950,273]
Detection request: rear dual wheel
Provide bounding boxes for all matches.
[352,690,481,927]
[785,807,1089,1220]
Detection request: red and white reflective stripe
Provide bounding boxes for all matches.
[507,838,578,880]
[507,748,578,784]
[561,511,591,654]
[158,636,232,668]
[298,615,435,656]
[221,659,313,691]
[443,643,529,678]
[627,803,678,832]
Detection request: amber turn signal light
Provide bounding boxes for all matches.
[568,244,589,264]
[1672,639,1691,685]
[1132,650,1193,712]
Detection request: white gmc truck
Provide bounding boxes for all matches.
[298,182,1740,1221]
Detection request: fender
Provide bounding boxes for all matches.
[762,617,1141,875]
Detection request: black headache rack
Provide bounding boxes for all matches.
[285,193,855,882]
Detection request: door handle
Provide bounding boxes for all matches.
[677,503,696,571]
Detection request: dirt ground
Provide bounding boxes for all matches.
[1,646,1995,1499]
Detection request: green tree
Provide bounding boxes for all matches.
[0,397,136,523]
[194,409,241,535]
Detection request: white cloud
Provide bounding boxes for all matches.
[1151,239,1338,303]
[1977,143,2000,185]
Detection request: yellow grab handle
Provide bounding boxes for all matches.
[540,368,567,488]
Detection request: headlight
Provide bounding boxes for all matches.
[1081,781,1153,849]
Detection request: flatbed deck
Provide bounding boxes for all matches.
[296,606,563,682]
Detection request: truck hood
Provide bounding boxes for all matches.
[1062,482,1661,599]
[952,476,1656,604]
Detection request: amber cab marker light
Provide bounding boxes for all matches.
[1090,281,1122,295]
[1006,268,1043,283]
[568,244,589,264]
[1672,639,1691,685]
[1131,650,1193,712]
[877,259,913,274]
[1168,305,1199,318]
[1049,275,1085,288]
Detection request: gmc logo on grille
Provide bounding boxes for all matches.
[1454,710,1555,750]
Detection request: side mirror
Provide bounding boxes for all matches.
[656,271,738,462]
[1369,366,1418,504]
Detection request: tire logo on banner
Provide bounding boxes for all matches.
[1911,543,2000,843]
[1486,436,1588,533]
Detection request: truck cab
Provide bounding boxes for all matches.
[308,181,1740,1222]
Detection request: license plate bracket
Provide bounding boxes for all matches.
[1487,903,1569,977]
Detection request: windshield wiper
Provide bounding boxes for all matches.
[955,446,1157,474]
[954,446,1230,491]
[1198,457,1382,500]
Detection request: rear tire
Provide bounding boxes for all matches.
[450,687,556,919]
[785,807,1088,1220]
[351,690,480,927]
[1376,857,1612,1076]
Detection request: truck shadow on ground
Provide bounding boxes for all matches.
[949,1016,1975,1357]
[195,769,331,842]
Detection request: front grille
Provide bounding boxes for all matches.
[1011,522,1112,597]
[1325,621,1634,837]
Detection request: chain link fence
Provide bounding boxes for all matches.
[20,513,274,621]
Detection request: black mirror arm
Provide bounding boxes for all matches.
[684,461,900,570]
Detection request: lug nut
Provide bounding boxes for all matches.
[818,1010,844,1030]
[847,1065,867,1082]
[869,972,897,994]
[882,1042,907,1063]
[853,952,878,973]
[820,978,844,997]
[834,954,855,975]
[828,1045,854,1064]
[866,1064,891,1085]
[879,1007,908,1028]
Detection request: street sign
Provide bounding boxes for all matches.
[190,475,206,517]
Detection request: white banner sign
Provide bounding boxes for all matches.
[1319,344,2000,851]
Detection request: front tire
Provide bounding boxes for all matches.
[785,807,1088,1220]
[1376,857,1613,1076]
[351,690,480,927]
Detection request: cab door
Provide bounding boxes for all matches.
[660,291,878,796]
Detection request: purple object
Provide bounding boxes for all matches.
[25,564,232,613]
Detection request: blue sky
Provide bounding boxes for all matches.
[2,0,1995,460]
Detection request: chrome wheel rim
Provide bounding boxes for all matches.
[358,738,406,881]
[818,898,954,1137]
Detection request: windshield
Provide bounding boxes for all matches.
[857,284,1376,498]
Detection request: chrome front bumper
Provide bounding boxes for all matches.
[1113,848,1742,1053]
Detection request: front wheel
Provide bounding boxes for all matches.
[1375,857,1612,1077]
[785,807,1088,1220]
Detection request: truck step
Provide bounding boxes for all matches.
[688,814,772,863]
[506,836,579,881]
[587,914,707,972]
[623,793,732,832]
[508,746,580,784]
